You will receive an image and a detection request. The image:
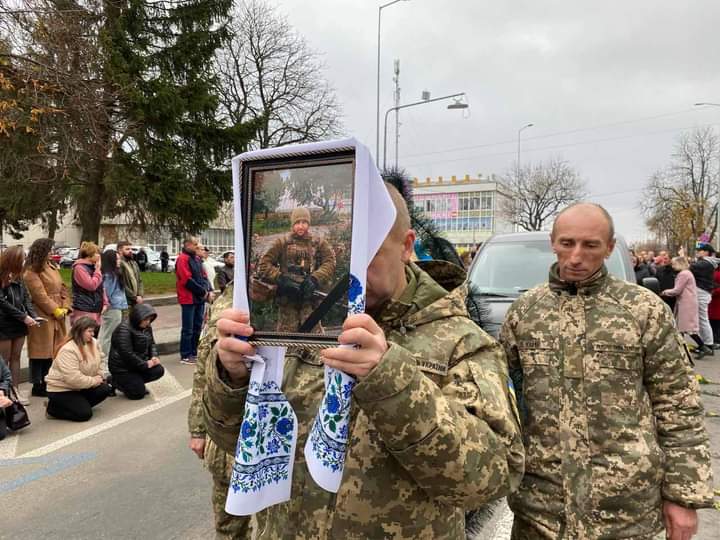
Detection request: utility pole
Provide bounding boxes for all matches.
[393,59,401,169]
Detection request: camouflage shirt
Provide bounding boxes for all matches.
[500,263,714,539]
[202,262,524,539]
[258,232,336,288]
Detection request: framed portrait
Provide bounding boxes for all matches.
[231,139,394,349]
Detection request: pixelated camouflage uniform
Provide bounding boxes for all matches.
[201,260,524,539]
[258,232,335,332]
[188,289,251,539]
[500,264,714,540]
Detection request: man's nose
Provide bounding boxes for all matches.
[570,246,584,264]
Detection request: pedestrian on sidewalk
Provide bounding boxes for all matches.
[136,247,148,272]
[24,238,71,398]
[690,243,719,355]
[655,250,677,312]
[46,317,111,422]
[109,304,164,400]
[661,256,708,355]
[118,241,144,308]
[0,358,15,439]
[215,250,234,293]
[199,245,216,292]
[709,264,720,349]
[0,246,39,405]
[97,249,127,373]
[176,236,213,365]
[70,242,106,326]
[160,249,170,273]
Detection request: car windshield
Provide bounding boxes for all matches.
[468,239,627,297]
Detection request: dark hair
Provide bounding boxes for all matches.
[101,249,119,277]
[0,246,25,287]
[26,238,54,274]
[117,240,131,251]
[697,243,716,255]
[57,316,100,362]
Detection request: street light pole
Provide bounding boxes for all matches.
[694,102,720,246]
[517,123,534,180]
[376,0,410,164]
[383,93,468,170]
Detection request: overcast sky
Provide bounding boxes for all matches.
[278,0,720,243]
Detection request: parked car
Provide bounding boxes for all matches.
[466,231,657,337]
[59,248,79,268]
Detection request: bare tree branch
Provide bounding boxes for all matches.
[499,156,587,231]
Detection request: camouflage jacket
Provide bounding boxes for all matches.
[258,233,336,288]
[500,264,714,539]
[202,262,524,539]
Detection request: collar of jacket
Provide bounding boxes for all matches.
[548,262,608,296]
[375,261,460,332]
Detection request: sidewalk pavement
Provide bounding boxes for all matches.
[17,295,183,383]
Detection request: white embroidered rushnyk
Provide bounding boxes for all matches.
[225,138,395,515]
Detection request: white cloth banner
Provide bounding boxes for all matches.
[225,138,395,515]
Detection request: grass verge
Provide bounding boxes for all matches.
[58,268,177,296]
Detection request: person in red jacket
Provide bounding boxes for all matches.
[175,236,213,365]
[708,266,720,349]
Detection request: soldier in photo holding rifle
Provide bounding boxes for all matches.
[257,207,336,333]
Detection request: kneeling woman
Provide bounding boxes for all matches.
[46,317,112,422]
[109,304,164,400]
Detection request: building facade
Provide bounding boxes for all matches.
[411,174,513,250]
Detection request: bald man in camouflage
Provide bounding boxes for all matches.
[199,183,525,539]
[258,207,336,333]
[501,203,714,540]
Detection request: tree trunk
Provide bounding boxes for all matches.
[47,210,58,239]
[77,164,106,243]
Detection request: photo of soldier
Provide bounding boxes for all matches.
[257,207,336,333]
[246,162,353,338]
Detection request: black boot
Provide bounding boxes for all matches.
[31,383,47,397]
[695,345,713,359]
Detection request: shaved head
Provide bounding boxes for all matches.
[551,203,615,242]
[384,182,412,240]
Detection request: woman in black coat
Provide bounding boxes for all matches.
[0,246,39,404]
[109,303,164,400]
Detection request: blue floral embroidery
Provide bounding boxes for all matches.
[326,394,340,414]
[308,368,355,474]
[276,417,293,436]
[348,274,365,315]
[230,379,296,494]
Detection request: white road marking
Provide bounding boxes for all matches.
[0,432,19,459]
[20,389,191,458]
[148,368,186,400]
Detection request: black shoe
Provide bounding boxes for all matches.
[108,385,117,397]
[31,384,47,397]
[695,346,713,359]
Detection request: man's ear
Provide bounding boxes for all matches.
[401,230,417,263]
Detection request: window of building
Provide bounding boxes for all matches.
[481,192,493,211]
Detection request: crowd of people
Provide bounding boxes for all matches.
[0,195,714,539]
[633,244,720,358]
[0,238,176,434]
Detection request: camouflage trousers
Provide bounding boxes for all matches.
[204,438,252,539]
[276,302,322,333]
[510,516,666,540]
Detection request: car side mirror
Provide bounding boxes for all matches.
[641,276,660,294]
